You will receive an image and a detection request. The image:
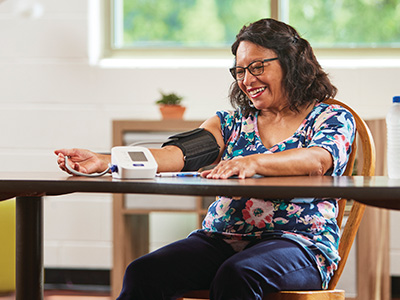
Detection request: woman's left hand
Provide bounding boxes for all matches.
[201,156,257,179]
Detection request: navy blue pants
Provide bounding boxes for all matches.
[116,232,322,300]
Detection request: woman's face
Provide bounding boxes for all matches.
[235,41,287,111]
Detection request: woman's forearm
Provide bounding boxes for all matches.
[149,146,185,172]
[253,147,333,176]
[204,147,333,179]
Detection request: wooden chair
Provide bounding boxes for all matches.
[178,99,376,300]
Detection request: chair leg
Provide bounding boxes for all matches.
[180,289,345,300]
[266,290,345,300]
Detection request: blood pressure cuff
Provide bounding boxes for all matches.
[162,128,220,171]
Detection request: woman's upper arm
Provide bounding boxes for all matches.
[200,115,225,163]
[309,106,356,175]
[150,115,225,172]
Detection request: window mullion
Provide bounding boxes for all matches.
[270,0,278,20]
[113,0,124,49]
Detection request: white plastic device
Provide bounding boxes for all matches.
[111,146,158,179]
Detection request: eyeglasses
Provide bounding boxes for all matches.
[229,57,279,81]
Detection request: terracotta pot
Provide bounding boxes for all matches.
[158,105,186,120]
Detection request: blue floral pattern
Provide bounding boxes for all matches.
[199,103,356,289]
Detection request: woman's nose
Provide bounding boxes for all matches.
[242,69,256,85]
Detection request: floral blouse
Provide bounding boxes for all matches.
[199,102,356,289]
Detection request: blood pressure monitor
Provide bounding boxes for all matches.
[111,146,158,179]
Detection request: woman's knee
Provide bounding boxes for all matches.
[124,259,144,281]
[124,254,159,284]
[211,259,266,300]
[117,256,164,300]
[212,258,259,290]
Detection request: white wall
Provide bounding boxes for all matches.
[0,0,400,270]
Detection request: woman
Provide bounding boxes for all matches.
[56,19,355,300]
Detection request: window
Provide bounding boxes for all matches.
[102,0,400,62]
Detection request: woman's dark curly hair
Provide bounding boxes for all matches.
[230,18,337,115]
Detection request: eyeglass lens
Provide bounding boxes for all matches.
[230,58,278,81]
[237,61,264,79]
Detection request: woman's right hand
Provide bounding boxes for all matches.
[54,148,111,175]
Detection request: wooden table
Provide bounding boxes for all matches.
[1,172,399,300]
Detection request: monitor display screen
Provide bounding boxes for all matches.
[128,151,148,162]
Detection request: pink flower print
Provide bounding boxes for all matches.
[202,213,214,230]
[300,215,326,233]
[333,133,349,150]
[215,197,233,217]
[317,201,336,219]
[242,122,255,134]
[310,216,326,233]
[286,203,303,216]
[333,133,350,166]
[316,254,326,267]
[242,199,274,229]
[326,263,336,275]
[301,215,313,224]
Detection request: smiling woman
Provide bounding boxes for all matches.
[57,17,357,300]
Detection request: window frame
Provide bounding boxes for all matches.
[96,0,400,67]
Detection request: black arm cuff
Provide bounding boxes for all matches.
[162,128,220,171]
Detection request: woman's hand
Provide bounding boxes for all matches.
[55,148,110,175]
[201,156,258,179]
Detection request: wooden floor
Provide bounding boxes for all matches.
[0,291,399,300]
[0,290,111,300]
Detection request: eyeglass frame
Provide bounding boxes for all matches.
[229,57,279,81]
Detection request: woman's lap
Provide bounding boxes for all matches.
[117,232,322,300]
[211,238,322,299]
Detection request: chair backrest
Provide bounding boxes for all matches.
[324,99,376,289]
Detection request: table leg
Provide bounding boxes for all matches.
[16,196,44,300]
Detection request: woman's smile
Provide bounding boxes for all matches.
[248,86,267,98]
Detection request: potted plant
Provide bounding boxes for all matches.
[156,91,186,120]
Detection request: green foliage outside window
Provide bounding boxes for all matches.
[287,0,400,48]
[119,0,270,48]
[116,0,400,49]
